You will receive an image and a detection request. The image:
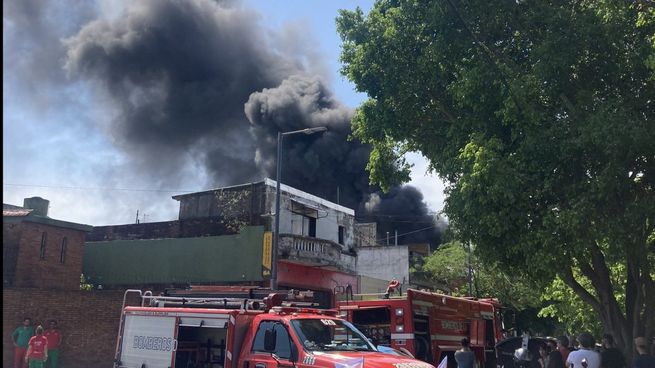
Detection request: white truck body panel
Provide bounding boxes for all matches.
[118,314,176,368]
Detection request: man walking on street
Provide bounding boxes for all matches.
[12,317,34,368]
[44,320,62,368]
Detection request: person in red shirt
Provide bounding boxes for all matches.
[25,325,48,368]
[43,320,62,368]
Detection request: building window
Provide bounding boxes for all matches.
[338,226,345,245]
[291,213,317,238]
[60,237,67,263]
[308,217,316,237]
[40,232,47,260]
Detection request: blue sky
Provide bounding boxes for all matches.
[3,0,445,225]
[244,0,372,107]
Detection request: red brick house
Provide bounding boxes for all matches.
[3,197,92,290]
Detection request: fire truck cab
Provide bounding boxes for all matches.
[113,286,436,368]
[337,285,503,368]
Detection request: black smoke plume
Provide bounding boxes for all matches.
[63,0,443,246]
[245,74,372,208]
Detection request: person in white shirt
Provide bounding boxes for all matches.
[566,332,601,368]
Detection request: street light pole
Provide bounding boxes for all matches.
[468,241,473,297]
[272,131,282,290]
[270,126,328,290]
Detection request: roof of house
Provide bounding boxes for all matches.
[2,203,93,232]
[171,178,355,215]
[3,207,33,217]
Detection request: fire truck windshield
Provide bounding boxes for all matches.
[290,318,376,352]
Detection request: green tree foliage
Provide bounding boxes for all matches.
[337,0,655,351]
[214,189,250,233]
[416,241,555,334]
[416,241,468,293]
[539,276,603,337]
[540,260,627,336]
[80,273,94,291]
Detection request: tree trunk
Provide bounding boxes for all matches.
[561,239,654,363]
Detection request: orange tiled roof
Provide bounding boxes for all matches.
[2,207,32,217]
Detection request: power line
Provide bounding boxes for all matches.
[356,214,439,219]
[375,225,437,243]
[363,220,436,224]
[3,183,199,194]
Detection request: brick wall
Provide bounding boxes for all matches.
[10,222,86,290]
[3,288,138,368]
[3,222,22,285]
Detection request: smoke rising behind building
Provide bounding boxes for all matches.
[8,0,444,246]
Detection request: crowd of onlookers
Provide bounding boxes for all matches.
[454,332,654,368]
[537,333,655,368]
[11,317,62,368]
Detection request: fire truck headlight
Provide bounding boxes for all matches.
[395,325,404,332]
[395,308,404,316]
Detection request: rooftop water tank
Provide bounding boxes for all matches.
[23,197,49,217]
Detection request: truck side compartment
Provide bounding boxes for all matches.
[337,283,504,368]
[114,287,437,368]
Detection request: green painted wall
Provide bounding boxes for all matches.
[83,226,265,285]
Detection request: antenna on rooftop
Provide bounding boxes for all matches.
[135,210,140,224]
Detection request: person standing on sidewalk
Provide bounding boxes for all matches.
[548,340,566,368]
[558,336,572,364]
[455,338,477,368]
[44,320,62,368]
[12,317,34,368]
[25,325,48,368]
[601,334,626,368]
[566,333,601,368]
[632,337,655,368]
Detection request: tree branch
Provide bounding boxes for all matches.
[428,90,457,123]
[560,266,601,314]
[578,261,602,293]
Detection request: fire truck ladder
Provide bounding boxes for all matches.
[113,289,153,366]
[161,287,320,309]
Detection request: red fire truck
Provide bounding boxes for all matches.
[336,282,504,368]
[113,285,436,368]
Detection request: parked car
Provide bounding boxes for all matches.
[496,336,556,368]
